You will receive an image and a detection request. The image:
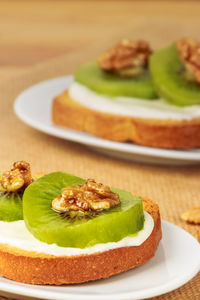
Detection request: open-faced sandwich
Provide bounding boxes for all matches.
[0,162,162,284]
[52,38,200,149]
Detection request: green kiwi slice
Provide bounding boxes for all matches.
[74,61,157,99]
[150,44,200,106]
[0,175,39,222]
[0,192,23,222]
[23,172,144,248]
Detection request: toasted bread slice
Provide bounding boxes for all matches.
[52,90,200,149]
[0,198,161,285]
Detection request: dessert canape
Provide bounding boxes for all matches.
[52,38,200,149]
[0,172,161,284]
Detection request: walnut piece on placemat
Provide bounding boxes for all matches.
[181,206,200,224]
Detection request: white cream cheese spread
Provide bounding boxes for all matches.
[69,82,200,120]
[0,212,153,256]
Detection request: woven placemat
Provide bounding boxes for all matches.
[0,43,199,299]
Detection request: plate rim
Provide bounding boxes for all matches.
[13,76,200,162]
[0,220,199,300]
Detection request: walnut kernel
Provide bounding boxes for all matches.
[98,39,152,72]
[181,206,200,225]
[0,161,33,192]
[177,38,200,84]
[52,179,120,213]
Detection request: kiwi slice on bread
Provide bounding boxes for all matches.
[0,192,23,222]
[23,172,144,248]
[74,61,157,99]
[0,172,41,222]
[150,44,200,106]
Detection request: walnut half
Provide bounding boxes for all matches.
[0,161,33,193]
[52,179,120,213]
[181,206,200,225]
[98,39,152,74]
[176,38,200,84]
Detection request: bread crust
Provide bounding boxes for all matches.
[0,198,161,285]
[52,90,200,149]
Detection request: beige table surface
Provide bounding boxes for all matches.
[0,1,200,299]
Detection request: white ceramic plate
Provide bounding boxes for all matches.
[14,76,200,165]
[0,221,199,300]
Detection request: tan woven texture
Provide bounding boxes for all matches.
[0,44,199,299]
